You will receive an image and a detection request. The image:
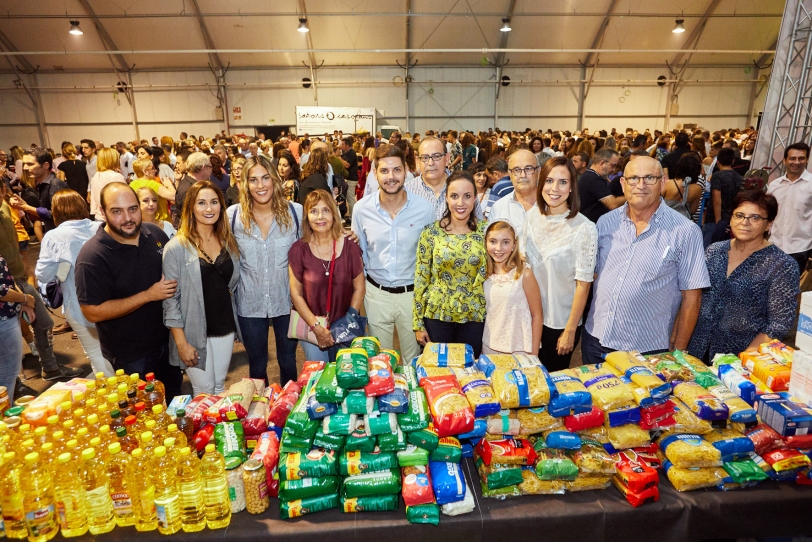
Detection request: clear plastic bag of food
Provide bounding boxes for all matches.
[475,458,524,490]
[576,364,636,411]
[566,474,612,492]
[657,434,723,469]
[421,343,475,368]
[572,437,616,474]
[487,409,521,436]
[672,381,729,421]
[453,367,501,417]
[491,365,553,409]
[241,400,270,435]
[606,423,651,451]
[268,380,302,428]
[663,460,726,491]
[475,437,536,466]
[517,406,563,435]
[660,397,713,436]
[518,468,566,495]
[704,428,755,462]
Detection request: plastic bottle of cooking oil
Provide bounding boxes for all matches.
[106,443,134,527]
[150,405,172,434]
[98,425,114,450]
[115,369,127,386]
[176,446,205,532]
[39,443,56,464]
[72,392,86,411]
[166,423,188,449]
[52,452,88,538]
[162,437,181,469]
[61,420,75,440]
[144,373,165,405]
[108,409,124,434]
[45,416,59,436]
[199,444,231,529]
[79,448,115,535]
[115,426,138,454]
[138,431,157,459]
[151,446,181,535]
[88,438,109,464]
[1,451,27,539]
[94,372,107,394]
[21,452,58,542]
[74,428,91,451]
[127,374,140,396]
[49,431,67,458]
[32,427,48,448]
[83,380,97,402]
[128,448,157,532]
[143,420,160,443]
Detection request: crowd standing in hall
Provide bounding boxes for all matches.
[0,124,809,405]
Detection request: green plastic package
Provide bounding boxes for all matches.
[315,363,347,403]
[366,413,398,436]
[339,450,399,476]
[341,469,402,498]
[723,459,770,484]
[480,480,522,499]
[396,364,420,391]
[279,476,340,501]
[378,428,407,452]
[322,413,358,435]
[214,421,246,463]
[313,428,345,451]
[406,504,440,525]
[286,372,321,439]
[397,445,430,467]
[397,389,430,432]
[407,422,439,451]
[279,493,339,519]
[476,457,523,489]
[430,436,462,463]
[534,449,579,481]
[278,449,338,481]
[280,428,312,454]
[342,390,376,415]
[351,337,380,358]
[336,348,370,389]
[341,494,399,513]
[345,434,377,452]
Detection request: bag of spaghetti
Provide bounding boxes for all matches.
[576,364,636,411]
[604,351,671,400]
[662,460,726,491]
[672,381,729,422]
[517,406,563,435]
[703,428,754,462]
[548,369,592,417]
[518,468,566,495]
[606,423,651,451]
[491,365,553,409]
[486,409,521,436]
[420,342,474,368]
[452,367,501,417]
[422,375,475,437]
[657,434,722,469]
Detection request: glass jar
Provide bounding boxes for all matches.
[241,459,269,514]
[0,386,9,415]
[226,464,246,513]
[13,395,35,408]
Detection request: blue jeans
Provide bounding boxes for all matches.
[300,341,339,364]
[0,316,23,403]
[237,314,299,386]
[113,343,182,404]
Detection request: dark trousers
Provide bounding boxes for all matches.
[115,343,182,404]
[539,325,582,373]
[423,319,486,359]
[788,249,812,276]
[238,314,299,386]
[580,330,668,366]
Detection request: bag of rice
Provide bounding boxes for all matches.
[341,390,376,415]
[657,434,723,469]
[407,422,439,451]
[396,364,420,391]
[217,379,256,421]
[430,437,462,463]
[422,375,475,437]
[297,360,326,387]
[250,431,280,497]
[364,354,396,397]
[429,461,467,505]
[401,465,435,506]
[604,351,671,400]
[607,423,651,451]
[339,450,399,476]
[322,412,357,436]
[518,406,563,435]
[378,374,409,414]
[341,469,401,498]
[572,438,615,475]
[476,437,536,466]
[544,431,582,451]
[518,468,566,495]
[398,445,430,467]
[377,427,407,453]
[722,458,770,484]
[365,412,398,436]
[662,460,726,491]
[341,494,399,513]
[440,481,475,516]
[406,504,440,525]
[279,476,340,501]
[279,449,338,481]
[315,363,347,404]
[491,365,553,409]
[420,343,474,368]
[564,405,605,432]
[453,367,501,417]
[335,348,370,389]
[576,364,636,411]
[704,428,755,462]
[241,399,270,435]
[267,381,302,428]
[487,409,521,436]
[397,389,430,432]
[214,421,246,463]
[672,381,729,421]
[312,428,345,451]
[566,474,612,492]
[279,493,339,519]
[279,428,312,454]
[661,397,713,436]
[305,393,338,420]
[351,336,380,358]
[345,418,377,452]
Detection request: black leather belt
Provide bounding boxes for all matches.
[366,276,415,294]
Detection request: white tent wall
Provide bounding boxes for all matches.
[0,65,766,150]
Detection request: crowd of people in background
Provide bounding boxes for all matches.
[0,122,808,406]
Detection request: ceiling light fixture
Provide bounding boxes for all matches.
[69,20,83,35]
[500,18,512,32]
[672,18,685,33]
[297,18,310,33]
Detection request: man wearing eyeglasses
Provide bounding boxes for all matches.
[404,137,483,220]
[578,147,625,224]
[581,156,709,365]
[489,149,539,243]
[767,142,812,274]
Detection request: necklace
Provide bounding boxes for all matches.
[313,241,332,275]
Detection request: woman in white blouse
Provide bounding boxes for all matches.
[522,156,598,372]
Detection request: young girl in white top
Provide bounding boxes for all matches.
[137,186,177,239]
[482,220,543,354]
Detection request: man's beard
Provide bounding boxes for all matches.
[108,220,141,239]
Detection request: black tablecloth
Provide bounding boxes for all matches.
[76,459,812,542]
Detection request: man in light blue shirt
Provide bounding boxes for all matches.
[582,156,709,364]
[352,144,435,361]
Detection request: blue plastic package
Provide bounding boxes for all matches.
[547,371,592,417]
[544,431,582,450]
[429,461,466,505]
[306,394,338,419]
[718,364,756,406]
[709,436,755,462]
[460,440,475,458]
[378,374,410,414]
[458,419,487,440]
[604,404,641,427]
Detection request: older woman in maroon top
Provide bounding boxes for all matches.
[288,189,365,362]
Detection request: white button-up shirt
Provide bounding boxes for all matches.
[488,191,538,249]
[767,169,812,254]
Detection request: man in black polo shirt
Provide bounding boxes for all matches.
[12,148,69,233]
[577,147,625,224]
[339,136,359,217]
[75,183,182,401]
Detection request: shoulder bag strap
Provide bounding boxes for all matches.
[288,201,300,236]
[230,206,238,233]
[324,239,336,327]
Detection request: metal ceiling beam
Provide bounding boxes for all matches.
[0,12,782,19]
[76,0,132,73]
[578,0,620,129]
[188,0,229,133]
[299,0,319,104]
[583,0,619,68]
[0,28,37,73]
[746,38,778,126]
[188,0,224,71]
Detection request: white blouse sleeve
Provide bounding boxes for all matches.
[573,219,598,282]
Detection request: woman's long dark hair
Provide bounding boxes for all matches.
[439,170,478,232]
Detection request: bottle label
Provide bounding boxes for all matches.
[25,505,57,538]
[257,479,268,500]
[228,487,236,501]
[112,492,133,516]
[1,494,24,521]
[55,500,67,528]
[155,504,168,529]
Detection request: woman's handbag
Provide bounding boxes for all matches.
[287,240,336,344]
[329,307,368,346]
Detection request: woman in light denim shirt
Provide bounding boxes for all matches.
[226,155,302,386]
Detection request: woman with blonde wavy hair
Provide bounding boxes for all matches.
[162,180,241,395]
[225,155,245,207]
[226,154,302,385]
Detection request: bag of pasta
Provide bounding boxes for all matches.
[491,365,553,409]
[604,351,670,400]
[661,397,713,436]
[657,434,723,469]
[422,375,475,437]
[475,437,536,466]
[476,354,519,378]
[564,405,605,432]
[517,406,563,436]
[566,474,612,492]
[607,423,651,451]
[475,457,524,490]
[672,381,729,422]
[707,385,758,425]
[487,409,521,436]
[572,438,615,475]
[704,428,755,462]
[662,460,726,491]
[533,444,579,481]
[420,342,474,368]
[518,468,566,495]
[415,365,455,385]
[548,369,593,417]
[452,367,501,417]
[576,364,636,411]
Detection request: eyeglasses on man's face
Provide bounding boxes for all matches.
[624,175,663,186]
[509,166,539,177]
[418,153,446,164]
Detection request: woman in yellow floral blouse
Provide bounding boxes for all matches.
[413,170,488,357]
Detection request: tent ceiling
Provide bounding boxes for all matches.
[0,0,782,73]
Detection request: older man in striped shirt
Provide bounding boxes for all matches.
[581,156,709,365]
